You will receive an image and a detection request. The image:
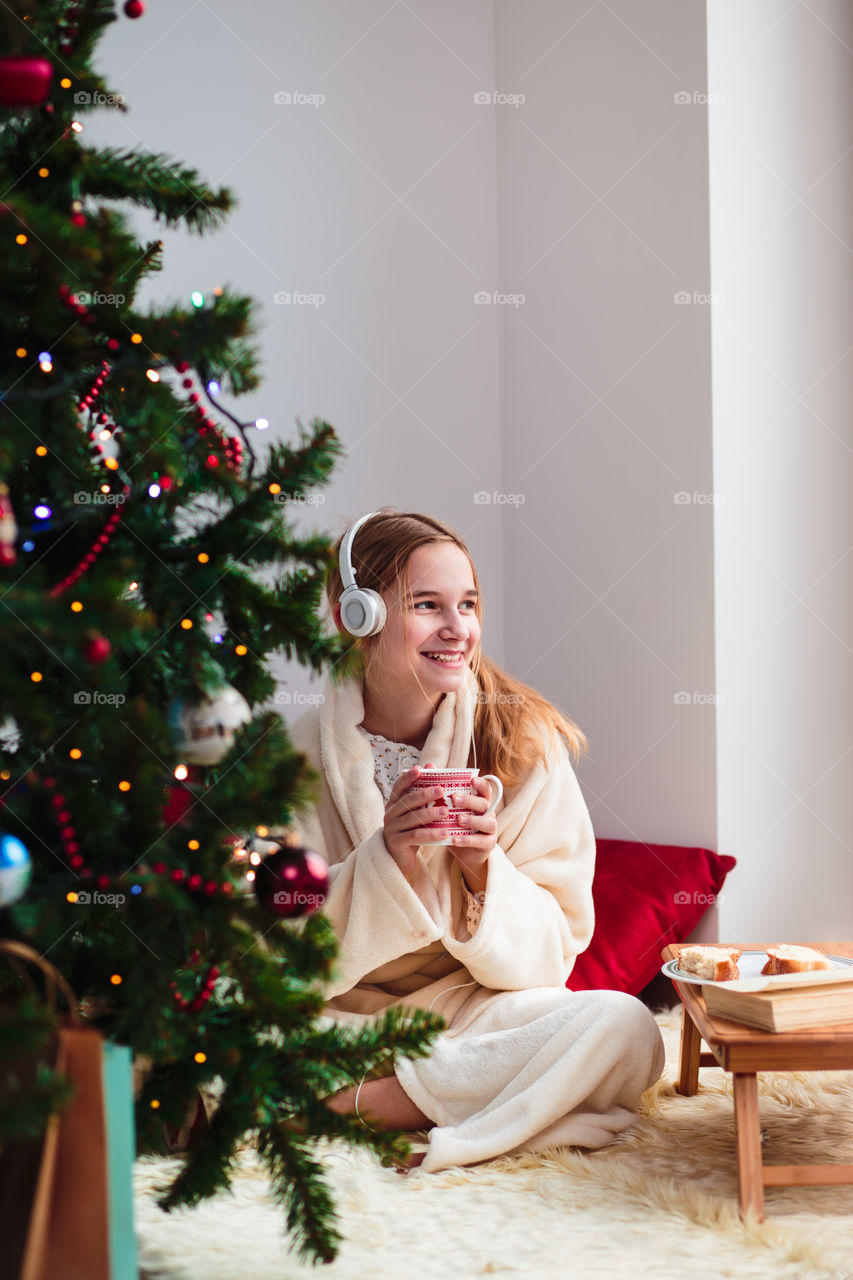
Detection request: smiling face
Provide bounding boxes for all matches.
[365,542,482,709]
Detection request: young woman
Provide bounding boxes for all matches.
[288,508,665,1172]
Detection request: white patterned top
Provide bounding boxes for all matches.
[359,726,484,935]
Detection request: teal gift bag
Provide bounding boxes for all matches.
[103,1041,138,1280]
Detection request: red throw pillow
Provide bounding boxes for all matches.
[567,839,737,996]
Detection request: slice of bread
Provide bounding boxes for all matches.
[677,945,743,982]
[761,944,832,975]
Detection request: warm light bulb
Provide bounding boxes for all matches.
[38,167,49,177]
[118,780,131,792]
[268,483,281,495]
[146,369,160,382]
[110,974,122,985]
[35,445,47,456]
[150,1099,160,1109]
[66,891,78,903]
[194,1051,207,1064]
[15,233,27,245]
[60,78,71,89]
[70,120,83,132]
[174,764,188,780]
[99,428,112,440]
[188,839,200,850]
[256,825,269,837]
[70,601,83,612]
[128,581,139,591]
[130,333,142,344]
[15,347,27,358]
[197,552,209,564]
[235,644,247,656]
[246,870,255,882]
[180,619,193,630]
[69,748,82,759]
[30,671,43,683]
[249,851,261,866]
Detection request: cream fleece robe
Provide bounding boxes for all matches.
[288,668,665,1172]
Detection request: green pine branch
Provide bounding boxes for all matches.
[257,1126,341,1266]
[79,146,233,233]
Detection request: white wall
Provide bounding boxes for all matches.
[89,0,507,680]
[707,0,853,939]
[492,1,716,850]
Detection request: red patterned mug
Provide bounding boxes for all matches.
[408,768,503,845]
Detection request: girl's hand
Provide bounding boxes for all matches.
[383,762,445,875]
[448,775,499,894]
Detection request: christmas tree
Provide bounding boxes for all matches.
[0,1,443,1264]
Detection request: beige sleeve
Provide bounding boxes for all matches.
[438,739,596,989]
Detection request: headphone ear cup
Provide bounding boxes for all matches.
[339,586,386,637]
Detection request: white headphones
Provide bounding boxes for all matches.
[338,511,387,637]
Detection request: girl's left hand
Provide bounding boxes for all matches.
[448,775,499,892]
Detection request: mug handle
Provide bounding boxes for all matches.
[480,774,503,815]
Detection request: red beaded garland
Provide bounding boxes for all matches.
[178,365,244,473]
[11,773,91,876]
[171,961,218,1013]
[49,486,129,597]
[149,857,228,899]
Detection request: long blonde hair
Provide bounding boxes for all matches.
[325,509,587,788]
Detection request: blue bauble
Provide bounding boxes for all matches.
[0,832,31,906]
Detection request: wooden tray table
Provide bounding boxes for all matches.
[662,941,853,1219]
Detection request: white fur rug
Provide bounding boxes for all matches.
[134,1010,853,1280]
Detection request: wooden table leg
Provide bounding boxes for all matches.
[677,1004,701,1096]
[733,1073,764,1221]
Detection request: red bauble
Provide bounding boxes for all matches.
[253,846,328,919]
[124,0,145,15]
[84,634,111,663]
[0,57,54,106]
[162,770,198,827]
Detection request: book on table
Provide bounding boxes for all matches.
[702,979,853,1032]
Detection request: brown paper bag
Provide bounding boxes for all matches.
[0,942,110,1280]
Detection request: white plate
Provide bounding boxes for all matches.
[661,950,853,989]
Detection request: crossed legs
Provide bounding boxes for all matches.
[325,1074,432,1130]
